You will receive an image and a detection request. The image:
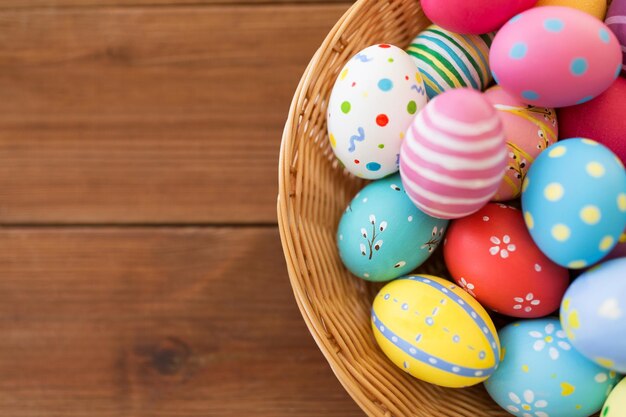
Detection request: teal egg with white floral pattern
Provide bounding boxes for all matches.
[485,318,620,417]
[337,174,448,282]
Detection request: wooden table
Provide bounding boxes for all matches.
[0,1,363,415]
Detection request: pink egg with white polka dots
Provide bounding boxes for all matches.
[490,6,622,108]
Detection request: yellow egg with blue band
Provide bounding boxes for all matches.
[371,274,501,387]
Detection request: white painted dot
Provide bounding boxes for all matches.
[363,198,368,203]
[483,216,490,222]
[392,336,398,342]
[483,327,489,334]
[409,348,417,354]
[379,325,385,332]
[339,234,343,240]
[475,371,484,377]
[471,312,477,319]
[364,273,370,278]
[595,373,608,383]
[428,358,437,364]
[535,263,542,272]
[452,366,460,373]
[408,216,413,222]
[458,299,465,305]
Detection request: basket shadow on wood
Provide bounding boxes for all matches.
[278,0,512,415]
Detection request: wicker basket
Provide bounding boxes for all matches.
[277,1,512,415]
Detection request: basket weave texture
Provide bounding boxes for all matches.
[278,1,512,415]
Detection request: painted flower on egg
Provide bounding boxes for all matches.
[506,390,549,417]
[528,322,572,361]
[337,174,447,282]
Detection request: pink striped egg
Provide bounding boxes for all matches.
[399,88,507,219]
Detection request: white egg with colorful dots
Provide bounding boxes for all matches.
[561,258,626,373]
[485,318,620,417]
[327,44,427,179]
[521,138,626,269]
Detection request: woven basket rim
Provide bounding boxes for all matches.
[277,0,385,414]
[277,2,519,416]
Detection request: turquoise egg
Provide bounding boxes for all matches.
[521,138,626,269]
[561,258,626,373]
[337,174,448,282]
[485,318,620,417]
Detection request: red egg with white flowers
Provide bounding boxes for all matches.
[443,203,569,318]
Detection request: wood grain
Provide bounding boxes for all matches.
[0,227,363,416]
[0,0,348,9]
[0,3,348,224]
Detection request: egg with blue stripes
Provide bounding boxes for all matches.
[406,25,495,99]
[371,275,501,387]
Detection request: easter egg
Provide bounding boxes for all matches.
[536,0,607,20]
[337,174,448,282]
[485,318,620,417]
[607,0,626,76]
[558,77,626,165]
[602,378,626,417]
[399,88,507,219]
[420,0,537,35]
[521,138,626,268]
[485,86,558,200]
[327,44,427,179]
[560,257,626,373]
[371,275,500,387]
[406,25,494,99]
[490,6,622,107]
[444,203,569,317]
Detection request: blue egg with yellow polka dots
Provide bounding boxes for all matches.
[485,318,620,417]
[337,174,448,282]
[521,138,626,269]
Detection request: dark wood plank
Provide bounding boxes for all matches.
[0,4,348,224]
[0,227,363,416]
[0,0,349,8]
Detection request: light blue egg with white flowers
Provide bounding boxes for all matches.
[337,174,448,282]
[521,138,626,269]
[485,318,620,417]
[561,257,626,374]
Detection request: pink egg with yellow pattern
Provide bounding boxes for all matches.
[490,6,622,107]
[399,88,507,219]
[484,86,558,201]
